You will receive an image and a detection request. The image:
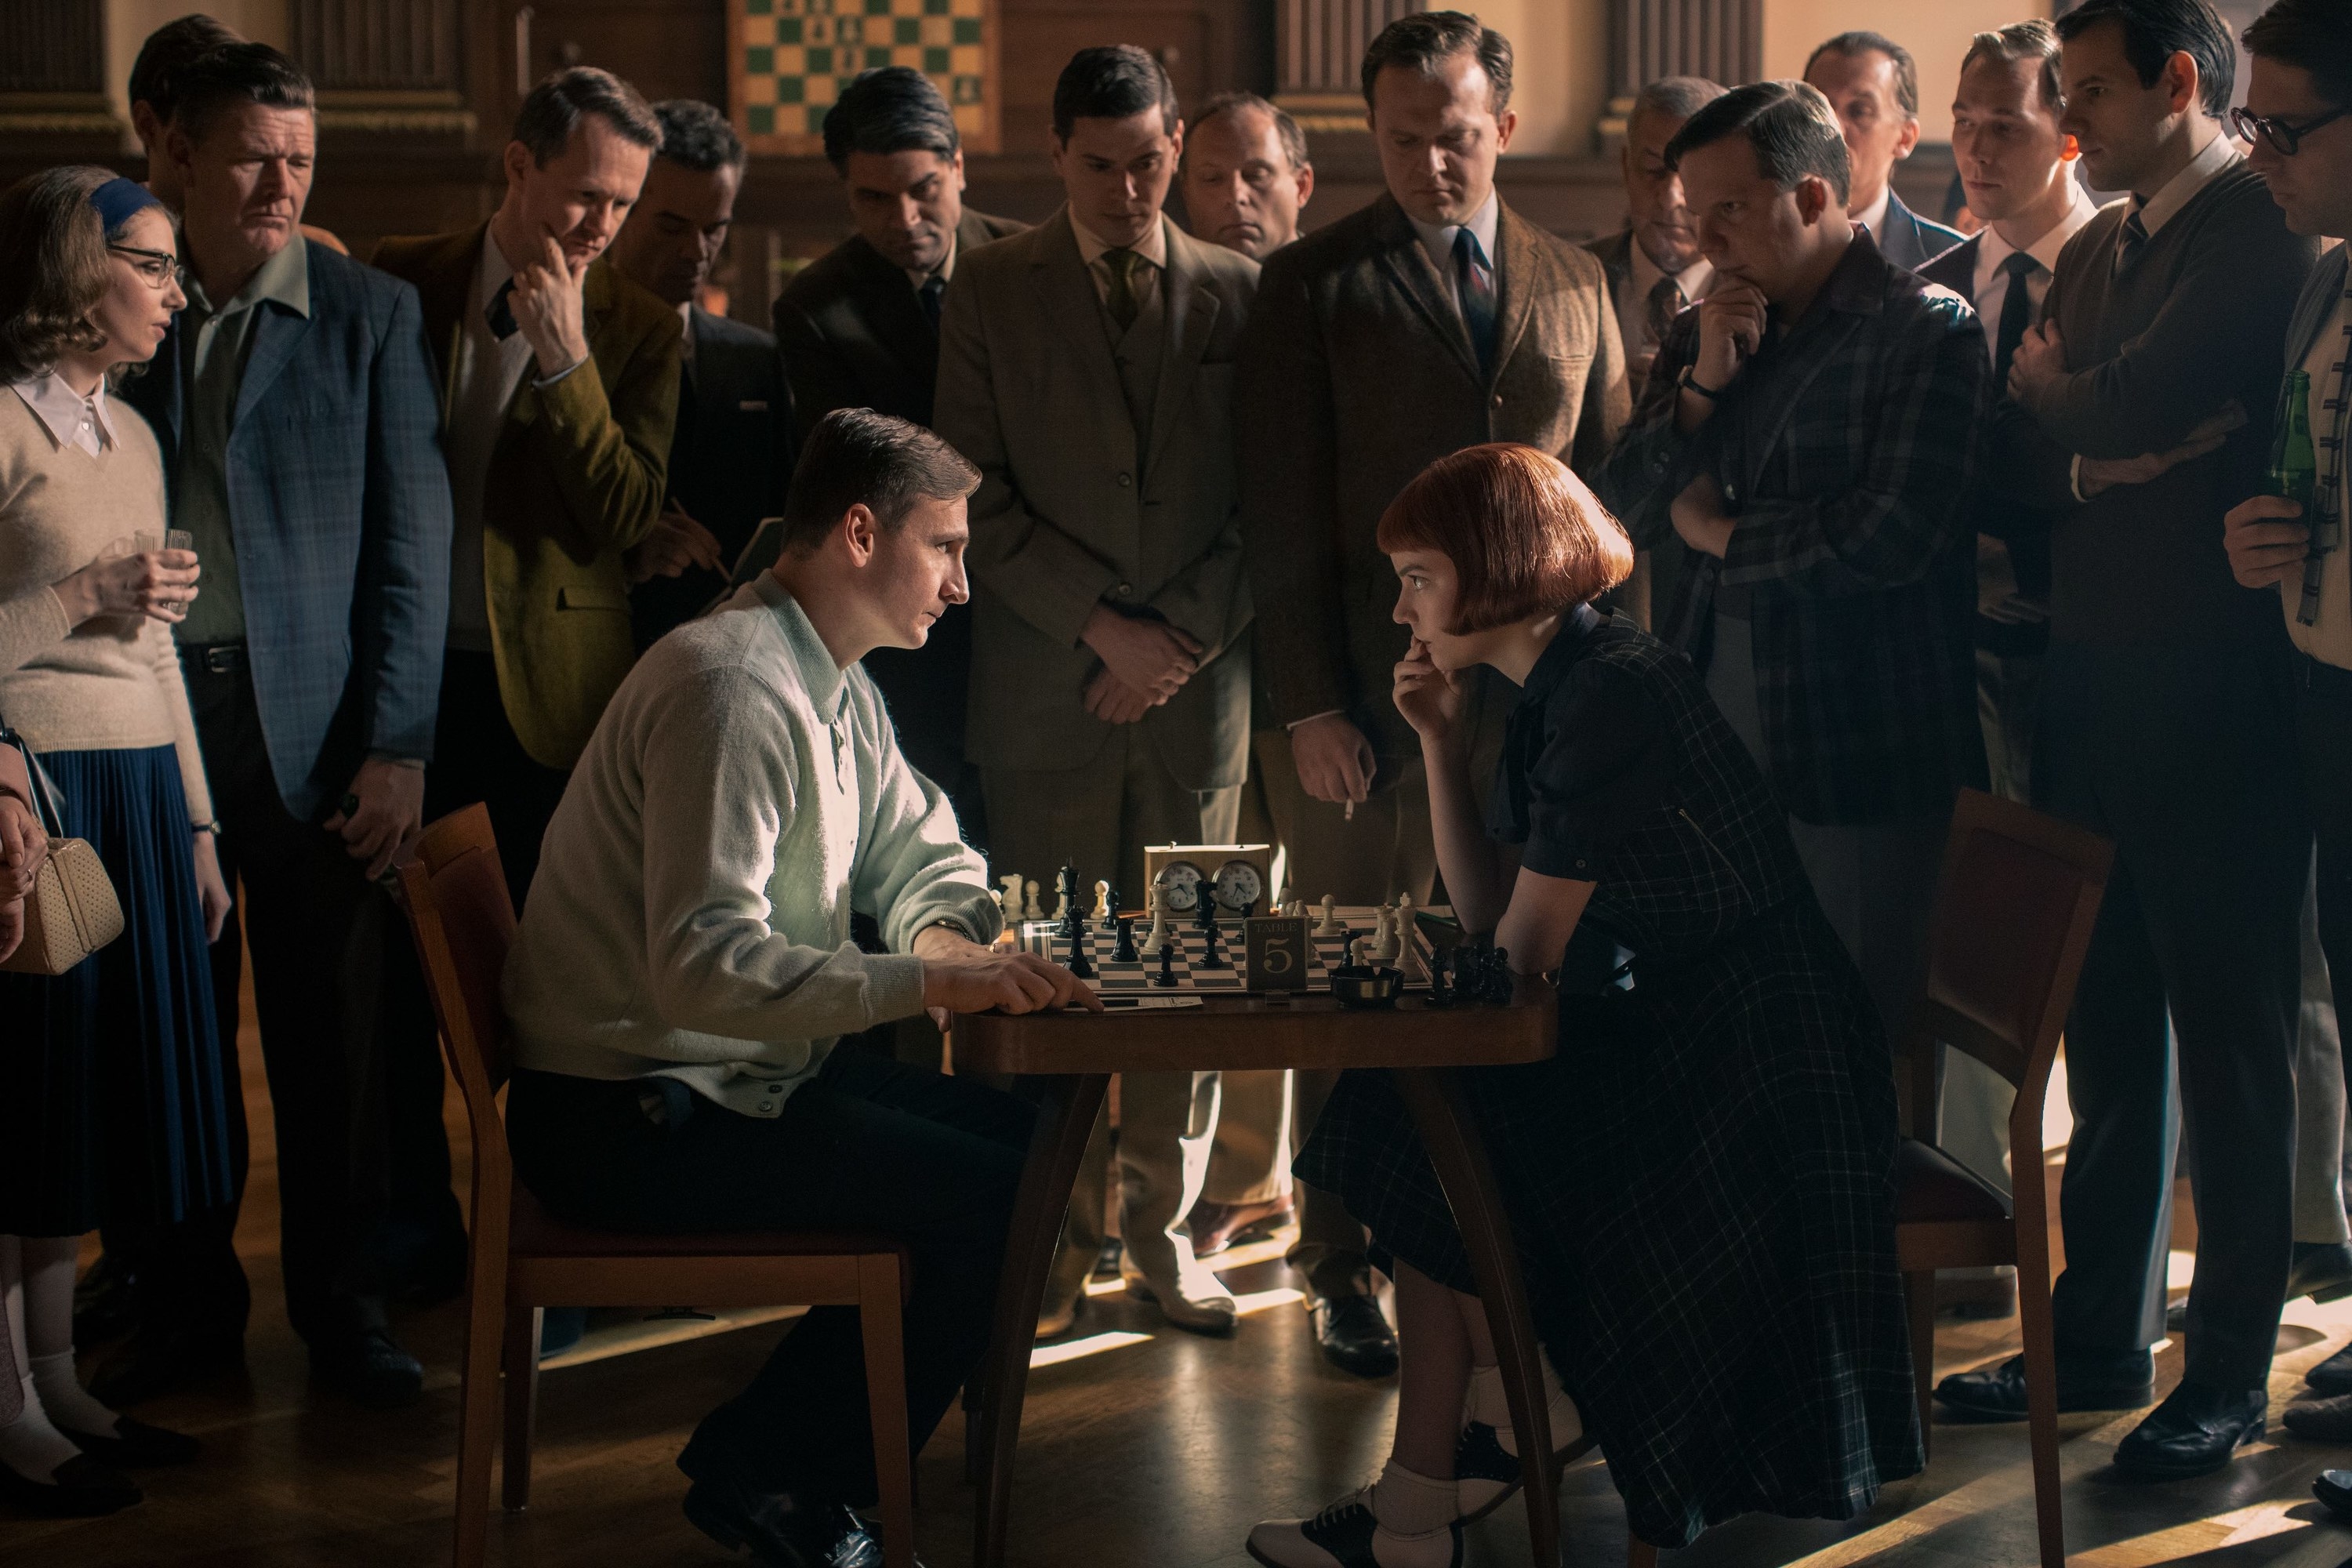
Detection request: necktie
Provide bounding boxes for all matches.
[1992,250,2038,395]
[2114,202,2149,277]
[1454,227,1498,378]
[486,278,519,341]
[1102,249,1142,332]
[920,273,946,331]
[1644,274,1684,350]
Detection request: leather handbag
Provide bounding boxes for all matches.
[0,720,125,975]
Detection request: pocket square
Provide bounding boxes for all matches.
[738,399,768,412]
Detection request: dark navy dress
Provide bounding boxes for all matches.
[1296,607,1922,1546]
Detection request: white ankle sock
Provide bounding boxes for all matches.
[1369,1460,1457,1537]
[30,1352,118,1438]
[1465,1363,1582,1454]
[0,1374,82,1484]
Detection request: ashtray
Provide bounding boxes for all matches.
[1330,966,1403,1009]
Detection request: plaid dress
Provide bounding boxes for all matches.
[1297,609,1921,1546]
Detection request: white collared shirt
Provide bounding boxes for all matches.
[1971,180,2100,362]
[1855,186,1893,244]
[1409,190,1501,314]
[9,372,116,458]
[1618,239,1713,365]
[1071,212,1169,317]
[2136,129,2241,241]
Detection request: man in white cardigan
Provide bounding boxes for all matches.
[502,408,1095,1566]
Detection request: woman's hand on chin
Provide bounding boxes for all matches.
[1393,638,1465,746]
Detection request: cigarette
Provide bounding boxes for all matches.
[1345,800,1356,821]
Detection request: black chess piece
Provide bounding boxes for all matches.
[1196,884,1218,935]
[1058,864,1083,938]
[1154,942,1178,988]
[1101,887,1121,934]
[1425,946,1456,1007]
[1112,916,1138,964]
[1065,927,1096,980]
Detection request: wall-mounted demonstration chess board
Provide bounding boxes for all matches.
[1017,909,1437,993]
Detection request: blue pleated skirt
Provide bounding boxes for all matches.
[0,744,234,1236]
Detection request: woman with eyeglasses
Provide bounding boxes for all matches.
[0,166,230,1518]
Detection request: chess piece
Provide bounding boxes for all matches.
[1154,942,1178,988]
[1397,892,1415,944]
[1200,922,1228,969]
[1000,873,1025,920]
[1196,880,1218,935]
[1093,879,1112,927]
[1315,895,1341,936]
[1112,916,1139,964]
[1054,864,1077,924]
[1145,886,1171,955]
[1023,879,1045,922]
[1426,946,1457,1007]
[1373,905,1400,964]
[1066,927,1096,980]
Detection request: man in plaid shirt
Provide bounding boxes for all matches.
[1594,80,1987,1044]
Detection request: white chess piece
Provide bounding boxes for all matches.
[1053,880,1071,922]
[1000,874,1025,921]
[1316,895,1341,936]
[1145,886,1171,955]
[1373,905,1400,963]
[1024,879,1044,922]
[1093,879,1112,924]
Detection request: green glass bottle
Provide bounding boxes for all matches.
[2269,369,2318,510]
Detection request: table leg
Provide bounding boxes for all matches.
[1392,1066,1559,1568]
[973,1071,1111,1568]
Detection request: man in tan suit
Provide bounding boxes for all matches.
[1234,9,1628,1371]
[374,66,679,902]
[935,45,1257,1335]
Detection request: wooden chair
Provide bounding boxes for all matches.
[1894,787,2111,1568]
[1628,789,2109,1568]
[394,804,920,1568]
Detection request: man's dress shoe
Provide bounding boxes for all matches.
[684,1472,918,1567]
[2313,1468,2352,1523]
[0,1453,141,1517]
[2282,1391,2352,1442]
[2113,1383,2267,1479]
[1309,1292,1399,1378]
[2290,1241,2352,1305]
[1933,1353,2152,1421]
[1125,1274,1239,1335]
[2306,1341,2352,1396]
[310,1326,425,1410]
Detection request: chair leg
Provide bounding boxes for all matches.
[452,1269,507,1568]
[2015,1258,2067,1568]
[1904,1270,1937,1463]
[859,1254,918,1568]
[962,1379,982,1486]
[501,1305,543,1512]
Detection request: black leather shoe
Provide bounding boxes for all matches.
[1309,1293,1399,1379]
[1933,1353,2153,1421]
[0,1453,142,1517]
[2290,1242,2352,1305]
[2113,1383,2266,1479]
[684,1472,919,1568]
[87,1326,244,1410]
[2282,1392,2352,1442]
[2307,1342,2352,1395]
[2314,1469,2352,1523]
[310,1327,424,1410]
[56,1415,201,1468]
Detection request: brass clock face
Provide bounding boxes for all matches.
[1212,859,1262,911]
[1155,859,1204,912]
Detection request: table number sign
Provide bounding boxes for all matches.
[1244,915,1312,993]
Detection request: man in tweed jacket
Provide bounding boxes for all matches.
[1594,82,1987,1049]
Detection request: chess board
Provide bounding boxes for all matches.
[1016,908,1438,993]
[731,0,997,154]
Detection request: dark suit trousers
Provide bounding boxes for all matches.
[421,650,572,908]
[505,1051,1033,1506]
[2297,670,2352,1189]
[2038,639,2304,1388]
[147,656,438,1342]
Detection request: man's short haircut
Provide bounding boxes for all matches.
[652,98,745,174]
[1051,45,1179,140]
[2243,0,2352,112]
[2056,0,2237,118]
[1189,92,1309,171]
[511,67,661,168]
[1960,20,2066,117]
[1360,11,1515,115]
[780,408,980,554]
[1628,76,1728,140]
[172,42,314,146]
[1665,80,1853,206]
[822,67,960,172]
[129,14,238,121]
[1805,30,1920,118]
[1376,444,1632,632]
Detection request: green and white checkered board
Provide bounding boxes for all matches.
[734,0,993,151]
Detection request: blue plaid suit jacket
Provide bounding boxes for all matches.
[124,240,453,822]
[1594,231,1989,824]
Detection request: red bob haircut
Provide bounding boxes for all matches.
[1374,443,1634,633]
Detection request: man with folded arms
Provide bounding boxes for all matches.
[503,408,1093,1566]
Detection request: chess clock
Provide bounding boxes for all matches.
[1146,842,1273,917]
[1211,858,1262,916]
[1153,859,1204,912]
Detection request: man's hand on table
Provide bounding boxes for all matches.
[914,924,1102,1022]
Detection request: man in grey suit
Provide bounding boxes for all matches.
[774,67,1024,837]
[608,98,793,648]
[935,45,1258,1335]
[1806,31,1968,270]
[114,44,454,1408]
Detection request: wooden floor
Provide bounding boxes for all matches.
[10,964,2352,1568]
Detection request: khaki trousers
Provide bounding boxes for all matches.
[985,728,1243,1311]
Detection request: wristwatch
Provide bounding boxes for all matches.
[1678,365,1726,401]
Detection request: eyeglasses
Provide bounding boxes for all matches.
[2230,103,2350,156]
[107,242,184,292]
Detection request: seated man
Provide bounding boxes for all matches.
[502,407,1096,1563]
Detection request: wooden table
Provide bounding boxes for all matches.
[956,980,1566,1568]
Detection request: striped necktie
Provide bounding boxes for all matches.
[1454,227,1498,378]
[2113,201,2150,276]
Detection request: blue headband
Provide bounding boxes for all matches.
[89,176,163,236]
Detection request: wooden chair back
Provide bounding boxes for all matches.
[1905,788,2112,1157]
